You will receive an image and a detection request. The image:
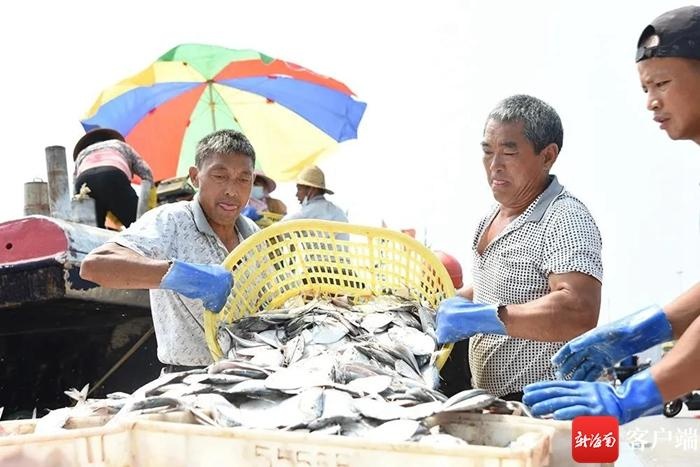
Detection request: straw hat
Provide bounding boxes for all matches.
[73,128,125,160]
[253,171,277,193]
[296,165,334,195]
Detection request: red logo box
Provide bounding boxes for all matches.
[572,416,619,463]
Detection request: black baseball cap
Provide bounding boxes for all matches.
[636,6,700,62]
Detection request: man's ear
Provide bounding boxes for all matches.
[189,166,199,188]
[540,143,559,171]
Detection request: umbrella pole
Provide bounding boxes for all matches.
[207,81,217,130]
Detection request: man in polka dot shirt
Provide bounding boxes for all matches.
[436,94,603,400]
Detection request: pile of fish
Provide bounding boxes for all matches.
[39,296,533,445]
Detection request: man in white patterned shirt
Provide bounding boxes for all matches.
[80,130,259,371]
[436,95,603,399]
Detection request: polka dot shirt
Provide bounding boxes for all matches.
[469,175,603,396]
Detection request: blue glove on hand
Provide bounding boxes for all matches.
[552,305,673,381]
[160,260,233,313]
[523,369,664,425]
[241,206,262,221]
[436,297,507,344]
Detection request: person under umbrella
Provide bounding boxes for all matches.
[241,170,287,227]
[282,165,348,223]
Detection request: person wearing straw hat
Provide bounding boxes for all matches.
[281,165,348,224]
[241,170,287,226]
[73,127,154,229]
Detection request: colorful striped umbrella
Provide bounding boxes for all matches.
[80,44,367,182]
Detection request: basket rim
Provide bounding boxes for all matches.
[204,219,456,363]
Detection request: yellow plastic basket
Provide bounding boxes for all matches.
[204,219,456,364]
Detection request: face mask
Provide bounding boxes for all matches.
[251,185,265,200]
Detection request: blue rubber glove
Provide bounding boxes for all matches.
[523,369,664,425]
[435,297,507,344]
[241,206,262,221]
[552,305,673,381]
[160,260,233,313]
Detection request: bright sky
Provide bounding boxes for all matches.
[1,0,697,323]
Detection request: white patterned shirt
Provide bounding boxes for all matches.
[469,175,603,396]
[282,195,349,240]
[112,195,259,366]
[282,195,348,223]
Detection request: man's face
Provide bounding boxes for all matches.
[295,184,313,204]
[481,119,553,207]
[189,152,253,227]
[638,57,700,143]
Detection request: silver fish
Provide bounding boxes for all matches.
[366,419,421,442]
[307,389,357,430]
[255,329,284,349]
[393,310,422,330]
[184,373,249,386]
[388,325,436,356]
[420,354,441,389]
[226,329,265,349]
[353,397,407,421]
[345,375,392,395]
[309,322,349,345]
[219,379,280,398]
[249,348,285,368]
[283,334,305,366]
[417,307,437,341]
[402,401,442,420]
[340,419,377,437]
[264,366,332,391]
[360,312,395,332]
[440,389,496,413]
[207,360,271,377]
[395,359,422,380]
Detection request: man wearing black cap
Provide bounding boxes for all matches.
[523,6,700,425]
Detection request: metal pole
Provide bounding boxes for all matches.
[45,146,71,220]
[87,327,154,397]
[208,81,217,130]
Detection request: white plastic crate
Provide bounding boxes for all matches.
[0,412,557,467]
